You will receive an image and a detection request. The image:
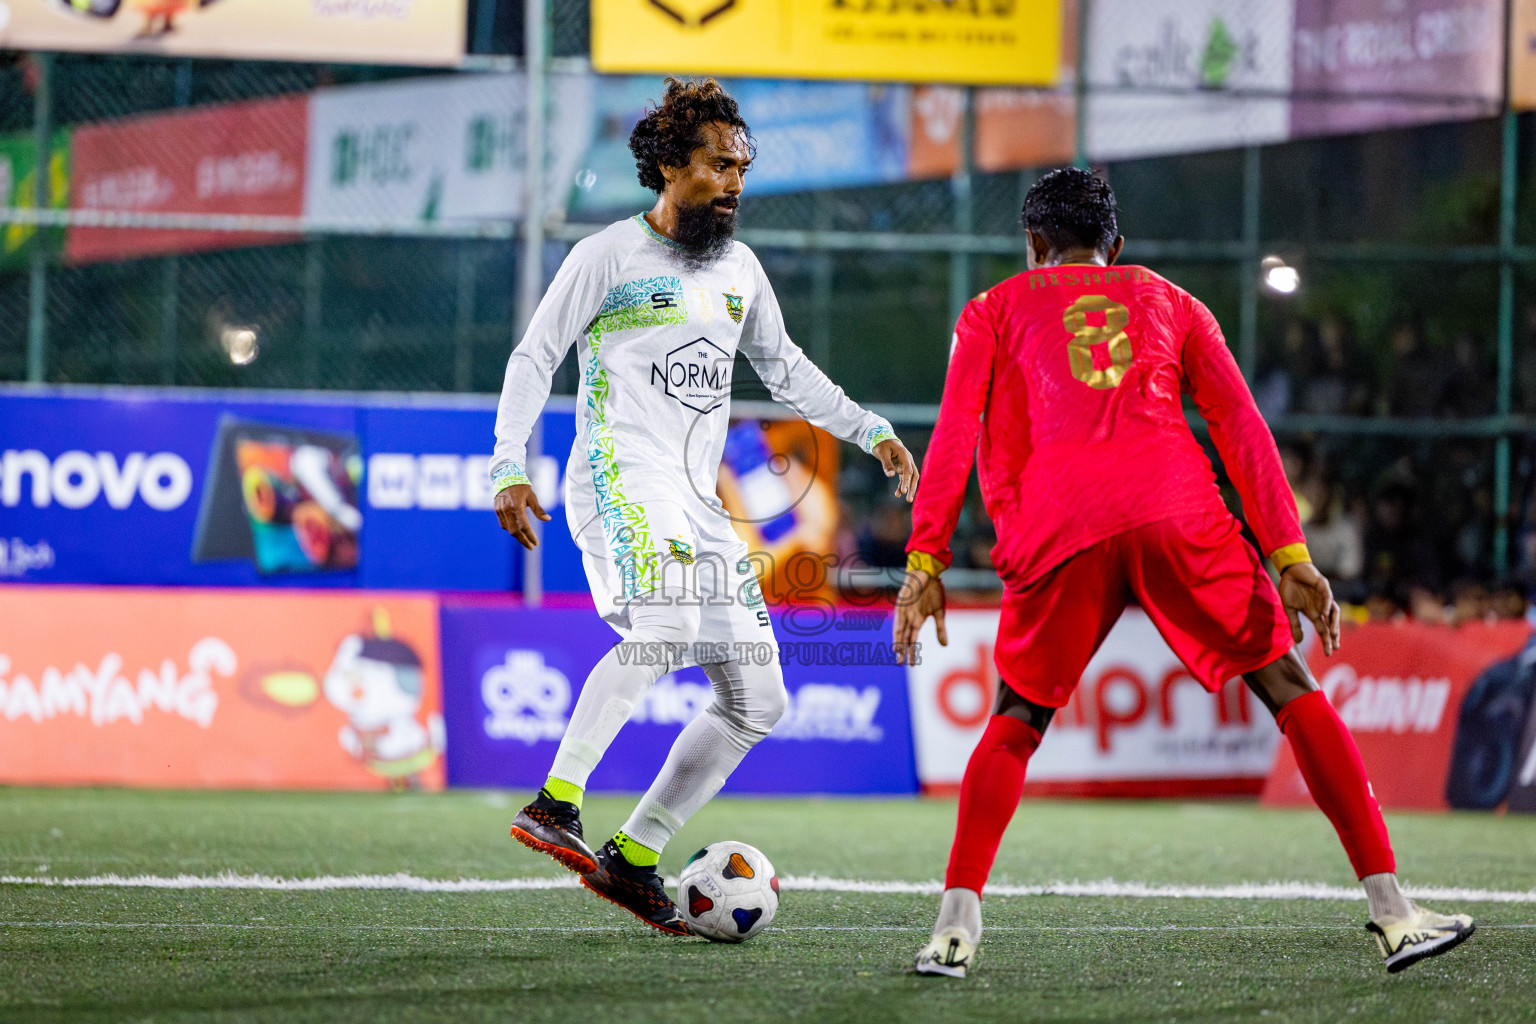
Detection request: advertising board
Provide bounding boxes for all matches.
[440,601,918,795]
[68,95,306,263]
[1263,620,1532,811]
[591,0,1062,87]
[1084,0,1296,161]
[0,128,68,270]
[0,387,530,591]
[0,585,445,790]
[906,608,1282,795]
[1290,0,1503,137]
[0,0,466,66]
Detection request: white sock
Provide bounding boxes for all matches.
[548,589,699,789]
[935,887,982,944]
[1362,872,1412,921]
[618,658,786,852]
[548,646,668,788]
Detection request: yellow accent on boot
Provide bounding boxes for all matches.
[1366,903,1475,973]
[612,830,660,868]
[542,777,583,810]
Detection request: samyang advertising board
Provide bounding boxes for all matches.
[0,585,446,791]
[439,602,918,795]
[0,386,540,591]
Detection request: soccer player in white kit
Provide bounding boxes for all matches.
[491,78,918,934]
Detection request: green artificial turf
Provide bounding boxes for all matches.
[1,788,1532,1023]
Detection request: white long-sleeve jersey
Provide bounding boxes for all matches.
[492,214,895,581]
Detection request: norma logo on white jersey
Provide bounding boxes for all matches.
[651,338,732,414]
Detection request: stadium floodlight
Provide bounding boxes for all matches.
[220,326,259,365]
[1261,255,1300,295]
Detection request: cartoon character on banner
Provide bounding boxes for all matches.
[50,0,235,37]
[322,609,444,789]
[241,608,444,789]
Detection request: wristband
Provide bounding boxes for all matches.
[906,550,946,577]
[1270,542,1312,573]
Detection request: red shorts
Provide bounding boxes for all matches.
[994,511,1294,708]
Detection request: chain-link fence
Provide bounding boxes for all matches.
[0,0,1533,612]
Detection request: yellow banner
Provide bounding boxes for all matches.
[0,0,465,67]
[592,0,1063,87]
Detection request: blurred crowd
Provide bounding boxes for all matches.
[1252,316,1498,421]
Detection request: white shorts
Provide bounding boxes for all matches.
[574,497,776,668]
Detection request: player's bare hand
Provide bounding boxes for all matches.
[894,568,946,665]
[1279,561,1342,657]
[494,483,551,550]
[874,438,919,502]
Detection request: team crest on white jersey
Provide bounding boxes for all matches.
[693,289,715,322]
[725,292,744,323]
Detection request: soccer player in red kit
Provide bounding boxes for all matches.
[895,168,1473,978]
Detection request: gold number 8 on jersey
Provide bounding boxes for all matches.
[1063,295,1133,389]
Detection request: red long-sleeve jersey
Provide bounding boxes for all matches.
[906,264,1306,587]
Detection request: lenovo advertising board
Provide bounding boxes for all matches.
[0,387,535,591]
[440,602,918,795]
[0,585,445,790]
[906,608,1282,795]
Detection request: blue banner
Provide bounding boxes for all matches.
[0,386,531,591]
[439,602,918,794]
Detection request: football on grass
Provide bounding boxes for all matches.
[677,841,779,942]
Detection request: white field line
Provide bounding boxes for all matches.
[2,921,1534,934]
[2,873,1535,904]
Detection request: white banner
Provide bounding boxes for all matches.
[1085,0,1296,162]
[907,608,1282,789]
[304,73,593,225]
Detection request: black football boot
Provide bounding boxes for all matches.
[509,789,597,874]
[580,839,693,936]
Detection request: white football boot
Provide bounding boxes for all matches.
[1366,902,1475,973]
[913,927,977,978]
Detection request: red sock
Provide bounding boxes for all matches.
[1275,689,1396,878]
[944,714,1043,894]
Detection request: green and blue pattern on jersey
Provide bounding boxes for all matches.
[583,274,688,600]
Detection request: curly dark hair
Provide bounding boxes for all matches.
[629,77,755,194]
[1022,167,1120,254]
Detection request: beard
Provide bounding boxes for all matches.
[672,196,738,273]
